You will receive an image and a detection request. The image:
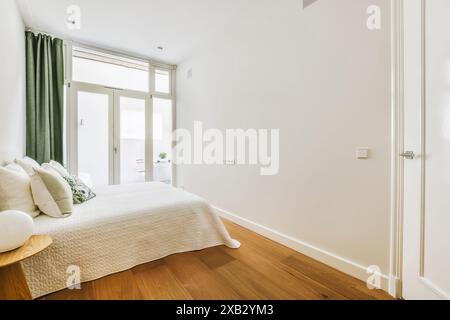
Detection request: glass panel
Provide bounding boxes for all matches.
[78,91,110,187]
[120,97,146,184]
[153,98,172,184]
[155,69,170,93]
[72,57,149,92]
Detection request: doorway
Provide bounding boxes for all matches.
[70,82,152,187]
[66,45,175,187]
[401,0,450,300]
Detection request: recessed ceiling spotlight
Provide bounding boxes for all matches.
[157,46,164,50]
[66,5,81,30]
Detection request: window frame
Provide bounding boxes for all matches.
[65,41,177,96]
[64,41,177,185]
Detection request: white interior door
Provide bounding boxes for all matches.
[70,83,152,186]
[402,0,450,300]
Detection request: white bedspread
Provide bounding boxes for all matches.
[21,182,240,299]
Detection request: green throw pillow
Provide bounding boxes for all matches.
[63,175,96,204]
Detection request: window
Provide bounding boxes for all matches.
[72,46,149,92]
[153,98,173,184]
[67,44,175,186]
[77,90,111,186]
[119,96,147,184]
[155,69,170,94]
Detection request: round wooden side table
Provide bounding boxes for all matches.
[0,235,52,300]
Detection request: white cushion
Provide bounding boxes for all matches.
[41,163,64,177]
[47,160,70,177]
[15,157,41,176]
[7,163,28,175]
[31,167,73,218]
[0,210,34,253]
[0,164,40,218]
[44,162,95,189]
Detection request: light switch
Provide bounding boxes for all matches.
[357,148,370,159]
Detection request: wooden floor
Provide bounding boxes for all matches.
[41,220,393,300]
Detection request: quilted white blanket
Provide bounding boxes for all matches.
[21,182,240,299]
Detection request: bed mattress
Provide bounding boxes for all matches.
[21,182,240,299]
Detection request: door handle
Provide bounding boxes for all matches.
[400,151,415,160]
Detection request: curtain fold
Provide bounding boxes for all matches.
[26,31,64,164]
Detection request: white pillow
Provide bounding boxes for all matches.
[30,167,73,218]
[44,162,94,189]
[7,163,28,175]
[47,160,70,177]
[42,163,65,177]
[15,157,40,176]
[0,164,40,218]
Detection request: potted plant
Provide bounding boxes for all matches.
[158,152,168,163]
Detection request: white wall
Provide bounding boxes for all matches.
[176,0,392,280]
[0,0,26,164]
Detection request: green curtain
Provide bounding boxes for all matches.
[25,31,64,164]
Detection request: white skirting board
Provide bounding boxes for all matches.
[215,206,394,295]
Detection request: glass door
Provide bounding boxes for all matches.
[152,97,173,184]
[71,83,114,187]
[70,83,152,186]
[114,91,152,184]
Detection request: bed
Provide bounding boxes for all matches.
[20,182,240,299]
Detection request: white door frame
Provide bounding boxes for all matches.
[69,82,152,185]
[113,90,153,183]
[68,82,115,184]
[388,0,405,299]
[64,41,177,185]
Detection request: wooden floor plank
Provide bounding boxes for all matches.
[40,219,393,300]
[164,251,241,300]
[223,221,295,261]
[195,246,236,270]
[0,264,32,300]
[214,259,295,300]
[133,261,193,300]
[219,245,347,300]
[89,270,144,300]
[225,220,391,300]
[281,254,392,300]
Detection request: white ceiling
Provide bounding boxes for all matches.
[17,0,249,64]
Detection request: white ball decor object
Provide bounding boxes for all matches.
[0,210,34,253]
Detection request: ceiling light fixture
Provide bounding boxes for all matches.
[157,46,164,50]
[66,5,81,30]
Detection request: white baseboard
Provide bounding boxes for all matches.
[388,276,402,298]
[215,206,392,293]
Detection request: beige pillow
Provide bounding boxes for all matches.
[31,167,73,218]
[42,161,69,178]
[48,160,70,177]
[15,157,40,176]
[0,164,40,218]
